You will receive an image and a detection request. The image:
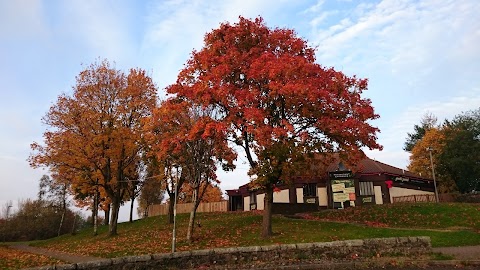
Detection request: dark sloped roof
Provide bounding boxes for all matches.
[226,154,432,194]
[313,153,429,180]
[357,157,428,179]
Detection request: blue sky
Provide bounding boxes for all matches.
[1,0,479,221]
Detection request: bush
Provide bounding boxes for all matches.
[456,193,480,203]
[0,199,84,242]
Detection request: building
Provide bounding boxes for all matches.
[226,156,435,212]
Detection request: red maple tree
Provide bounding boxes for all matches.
[168,17,382,237]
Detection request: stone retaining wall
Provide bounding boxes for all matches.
[27,237,431,270]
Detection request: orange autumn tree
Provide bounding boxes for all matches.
[178,182,224,203]
[408,127,445,178]
[146,99,235,242]
[408,127,457,193]
[168,17,382,237]
[145,100,188,224]
[30,60,157,236]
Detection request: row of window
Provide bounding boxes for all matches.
[248,181,375,200]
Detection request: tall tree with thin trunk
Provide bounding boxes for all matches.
[37,173,70,236]
[137,162,164,218]
[30,59,157,236]
[145,99,235,241]
[404,112,438,152]
[168,17,382,237]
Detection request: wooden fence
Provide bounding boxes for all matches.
[147,201,228,217]
[392,194,436,203]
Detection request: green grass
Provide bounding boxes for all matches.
[312,202,480,230]
[27,203,480,259]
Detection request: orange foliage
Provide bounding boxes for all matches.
[408,127,445,178]
[408,127,456,193]
[179,183,224,203]
[145,99,236,195]
[29,59,157,235]
[144,98,236,229]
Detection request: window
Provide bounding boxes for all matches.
[359,182,374,196]
[303,183,317,197]
[249,192,256,204]
[249,192,257,210]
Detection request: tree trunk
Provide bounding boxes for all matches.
[57,184,68,237]
[104,203,110,225]
[168,192,175,224]
[186,187,200,242]
[262,186,273,238]
[57,206,66,236]
[186,206,198,243]
[71,214,77,235]
[129,196,135,223]
[109,198,120,236]
[93,191,99,236]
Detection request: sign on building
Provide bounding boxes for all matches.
[329,171,356,209]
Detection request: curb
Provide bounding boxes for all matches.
[235,260,480,269]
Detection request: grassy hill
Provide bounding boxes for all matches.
[312,202,480,230]
[1,202,479,269]
[32,202,480,258]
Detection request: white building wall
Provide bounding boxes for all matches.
[296,188,304,203]
[243,196,250,211]
[256,193,265,210]
[374,186,383,205]
[389,187,433,203]
[273,189,290,203]
[318,187,328,206]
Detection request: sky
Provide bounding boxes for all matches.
[1,0,479,221]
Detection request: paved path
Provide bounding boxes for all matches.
[9,244,103,264]
[433,245,480,260]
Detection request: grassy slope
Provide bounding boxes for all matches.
[30,203,480,258]
[312,203,480,230]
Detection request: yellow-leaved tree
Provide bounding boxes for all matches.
[408,127,457,193]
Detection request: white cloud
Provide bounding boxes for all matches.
[54,1,138,65]
[309,0,480,79]
[303,0,325,14]
[0,0,48,39]
[302,0,480,172]
[140,0,287,91]
[370,88,480,169]
[365,149,410,170]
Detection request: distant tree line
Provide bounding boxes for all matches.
[405,109,480,194]
[0,175,87,242]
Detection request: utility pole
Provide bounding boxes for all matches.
[427,147,439,203]
[172,172,178,253]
